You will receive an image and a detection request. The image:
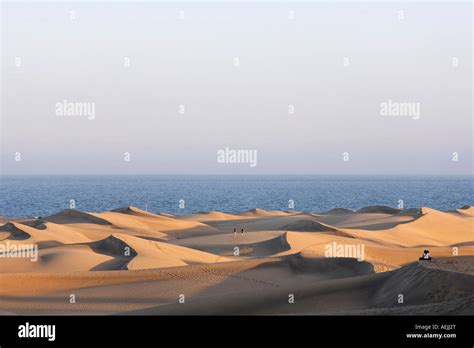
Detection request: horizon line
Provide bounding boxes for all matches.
[1,173,473,177]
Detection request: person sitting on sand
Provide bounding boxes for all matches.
[241,228,244,234]
[233,228,237,236]
[419,249,431,261]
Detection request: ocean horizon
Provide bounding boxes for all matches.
[1,174,472,218]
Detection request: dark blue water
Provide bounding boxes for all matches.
[0,175,472,218]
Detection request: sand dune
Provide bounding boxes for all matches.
[203,215,343,234]
[0,222,31,240]
[111,206,167,219]
[238,208,293,218]
[369,257,474,310]
[107,233,232,270]
[0,244,116,273]
[459,206,474,215]
[449,205,474,218]
[122,256,474,315]
[0,221,91,245]
[91,208,215,239]
[0,205,472,315]
[302,211,417,230]
[342,207,474,247]
[356,205,401,214]
[178,211,244,221]
[281,219,342,233]
[321,208,353,214]
[172,231,290,256]
[43,209,111,225]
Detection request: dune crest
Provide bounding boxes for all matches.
[0,222,31,240]
[111,206,164,218]
[356,206,401,214]
[322,208,353,214]
[43,209,111,225]
[108,233,232,270]
[178,211,244,221]
[282,219,342,233]
[239,208,291,217]
[341,207,473,247]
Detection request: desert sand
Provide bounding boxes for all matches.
[0,205,472,315]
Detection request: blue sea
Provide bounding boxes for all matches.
[0,175,472,218]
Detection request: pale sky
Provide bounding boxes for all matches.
[1,1,472,175]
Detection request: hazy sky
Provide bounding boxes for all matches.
[1,1,472,175]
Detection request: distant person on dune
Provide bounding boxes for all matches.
[419,249,431,261]
[234,228,237,236]
[241,228,244,234]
